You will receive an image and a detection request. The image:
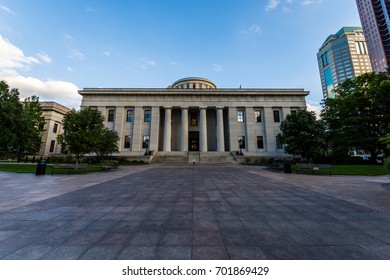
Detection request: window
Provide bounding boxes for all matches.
[143,135,150,148]
[144,109,151,122]
[124,135,131,149]
[126,109,134,122]
[108,109,115,122]
[49,140,55,153]
[237,110,244,123]
[273,110,280,122]
[53,123,58,133]
[276,137,283,149]
[321,52,329,67]
[291,110,297,115]
[255,110,262,122]
[257,136,264,149]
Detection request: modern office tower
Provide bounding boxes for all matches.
[317,27,372,99]
[356,0,390,72]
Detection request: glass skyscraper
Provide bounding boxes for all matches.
[317,27,372,99]
[356,0,390,72]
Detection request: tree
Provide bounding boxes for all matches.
[58,107,119,163]
[0,81,45,159]
[0,81,23,156]
[278,109,328,162]
[92,128,119,162]
[321,71,390,162]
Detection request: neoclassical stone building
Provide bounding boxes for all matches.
[79,77,308,162]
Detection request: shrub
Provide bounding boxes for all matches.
[384,157,390,172]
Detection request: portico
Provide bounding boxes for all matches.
[79,77,309,159]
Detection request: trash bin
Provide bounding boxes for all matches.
[283,161,292,173]
[35,160,47,175]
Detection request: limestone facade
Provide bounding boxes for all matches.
[79,78,308,157]
[38,102,70,156]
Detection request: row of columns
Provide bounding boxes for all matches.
[163,106,225,152]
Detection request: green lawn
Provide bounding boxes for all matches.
[291,164,389,176]
[0,163,102,174]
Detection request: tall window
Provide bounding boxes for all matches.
[126,109,134,122]
[257,136,264,149]
[273,110,280,123]
[144,109,151,122]
[255,110,262,122]
[108,109,115,122]
[237,110,244,123]
[53,123,58,133]
[321,52,329,67]
[124,135,131,149]
[49,140,55,153]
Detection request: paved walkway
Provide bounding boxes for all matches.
[0,165,390,260]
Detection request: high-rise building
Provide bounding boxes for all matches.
[317,27,372,99]
[356,0,390,72]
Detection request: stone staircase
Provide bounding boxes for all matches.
[151,151,238,165]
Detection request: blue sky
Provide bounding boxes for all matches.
[0,0,361,111]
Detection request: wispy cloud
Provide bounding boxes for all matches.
[212,64,222,72]
[265,0,280,12]
[67,67,74,72]
[69,49,85,60]
[0,35,80,108]
[64,33,74,41]
[0,5,16,16]
[301,0,315,6]
[36,52,52,64]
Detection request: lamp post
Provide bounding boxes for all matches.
[238,138,243,156]
[144,139,150,156]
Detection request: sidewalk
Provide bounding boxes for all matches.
[0,165,390,260]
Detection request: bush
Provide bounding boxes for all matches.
[384,157,390,172]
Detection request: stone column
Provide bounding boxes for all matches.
[245,107,256,153]
[180,107,189,152]
[216,107,225,152]
[149,107,160,153]
[199,107,208,152]
[228,107,238,152]
[163,107,172,152]
[114,107,125,151]
[263,107,276,152]
[132,107,143,152]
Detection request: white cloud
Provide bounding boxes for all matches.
[36,52,52,63]
[249,25,262,34]
[0,5,16,16]
[0,35,80,109]
[306,100,322,119]
[265,0,280,11]
[69,49,85,60]
[67,67,74,72]
[64,33,74,41]
[0,35,39,69]
[301,0,314,6]
[212,64,222,72]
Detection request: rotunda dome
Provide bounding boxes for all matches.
[171,77,217,89]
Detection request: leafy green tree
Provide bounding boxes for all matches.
[0,81,23,156]
[14,96,45,161]
[278,109,328,162]
[321,71,390,162]
[0,81,45,160]
[92,128,119,162]
[58,107,119,163]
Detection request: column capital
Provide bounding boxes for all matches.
[199,106,207,110]
[181,106,189,110]
[164,106,172,110]
[216,106,224,110]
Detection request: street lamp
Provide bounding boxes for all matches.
[238,138,243,156]
[144,139,150,156]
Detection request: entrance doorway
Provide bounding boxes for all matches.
[189,132,199,151]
